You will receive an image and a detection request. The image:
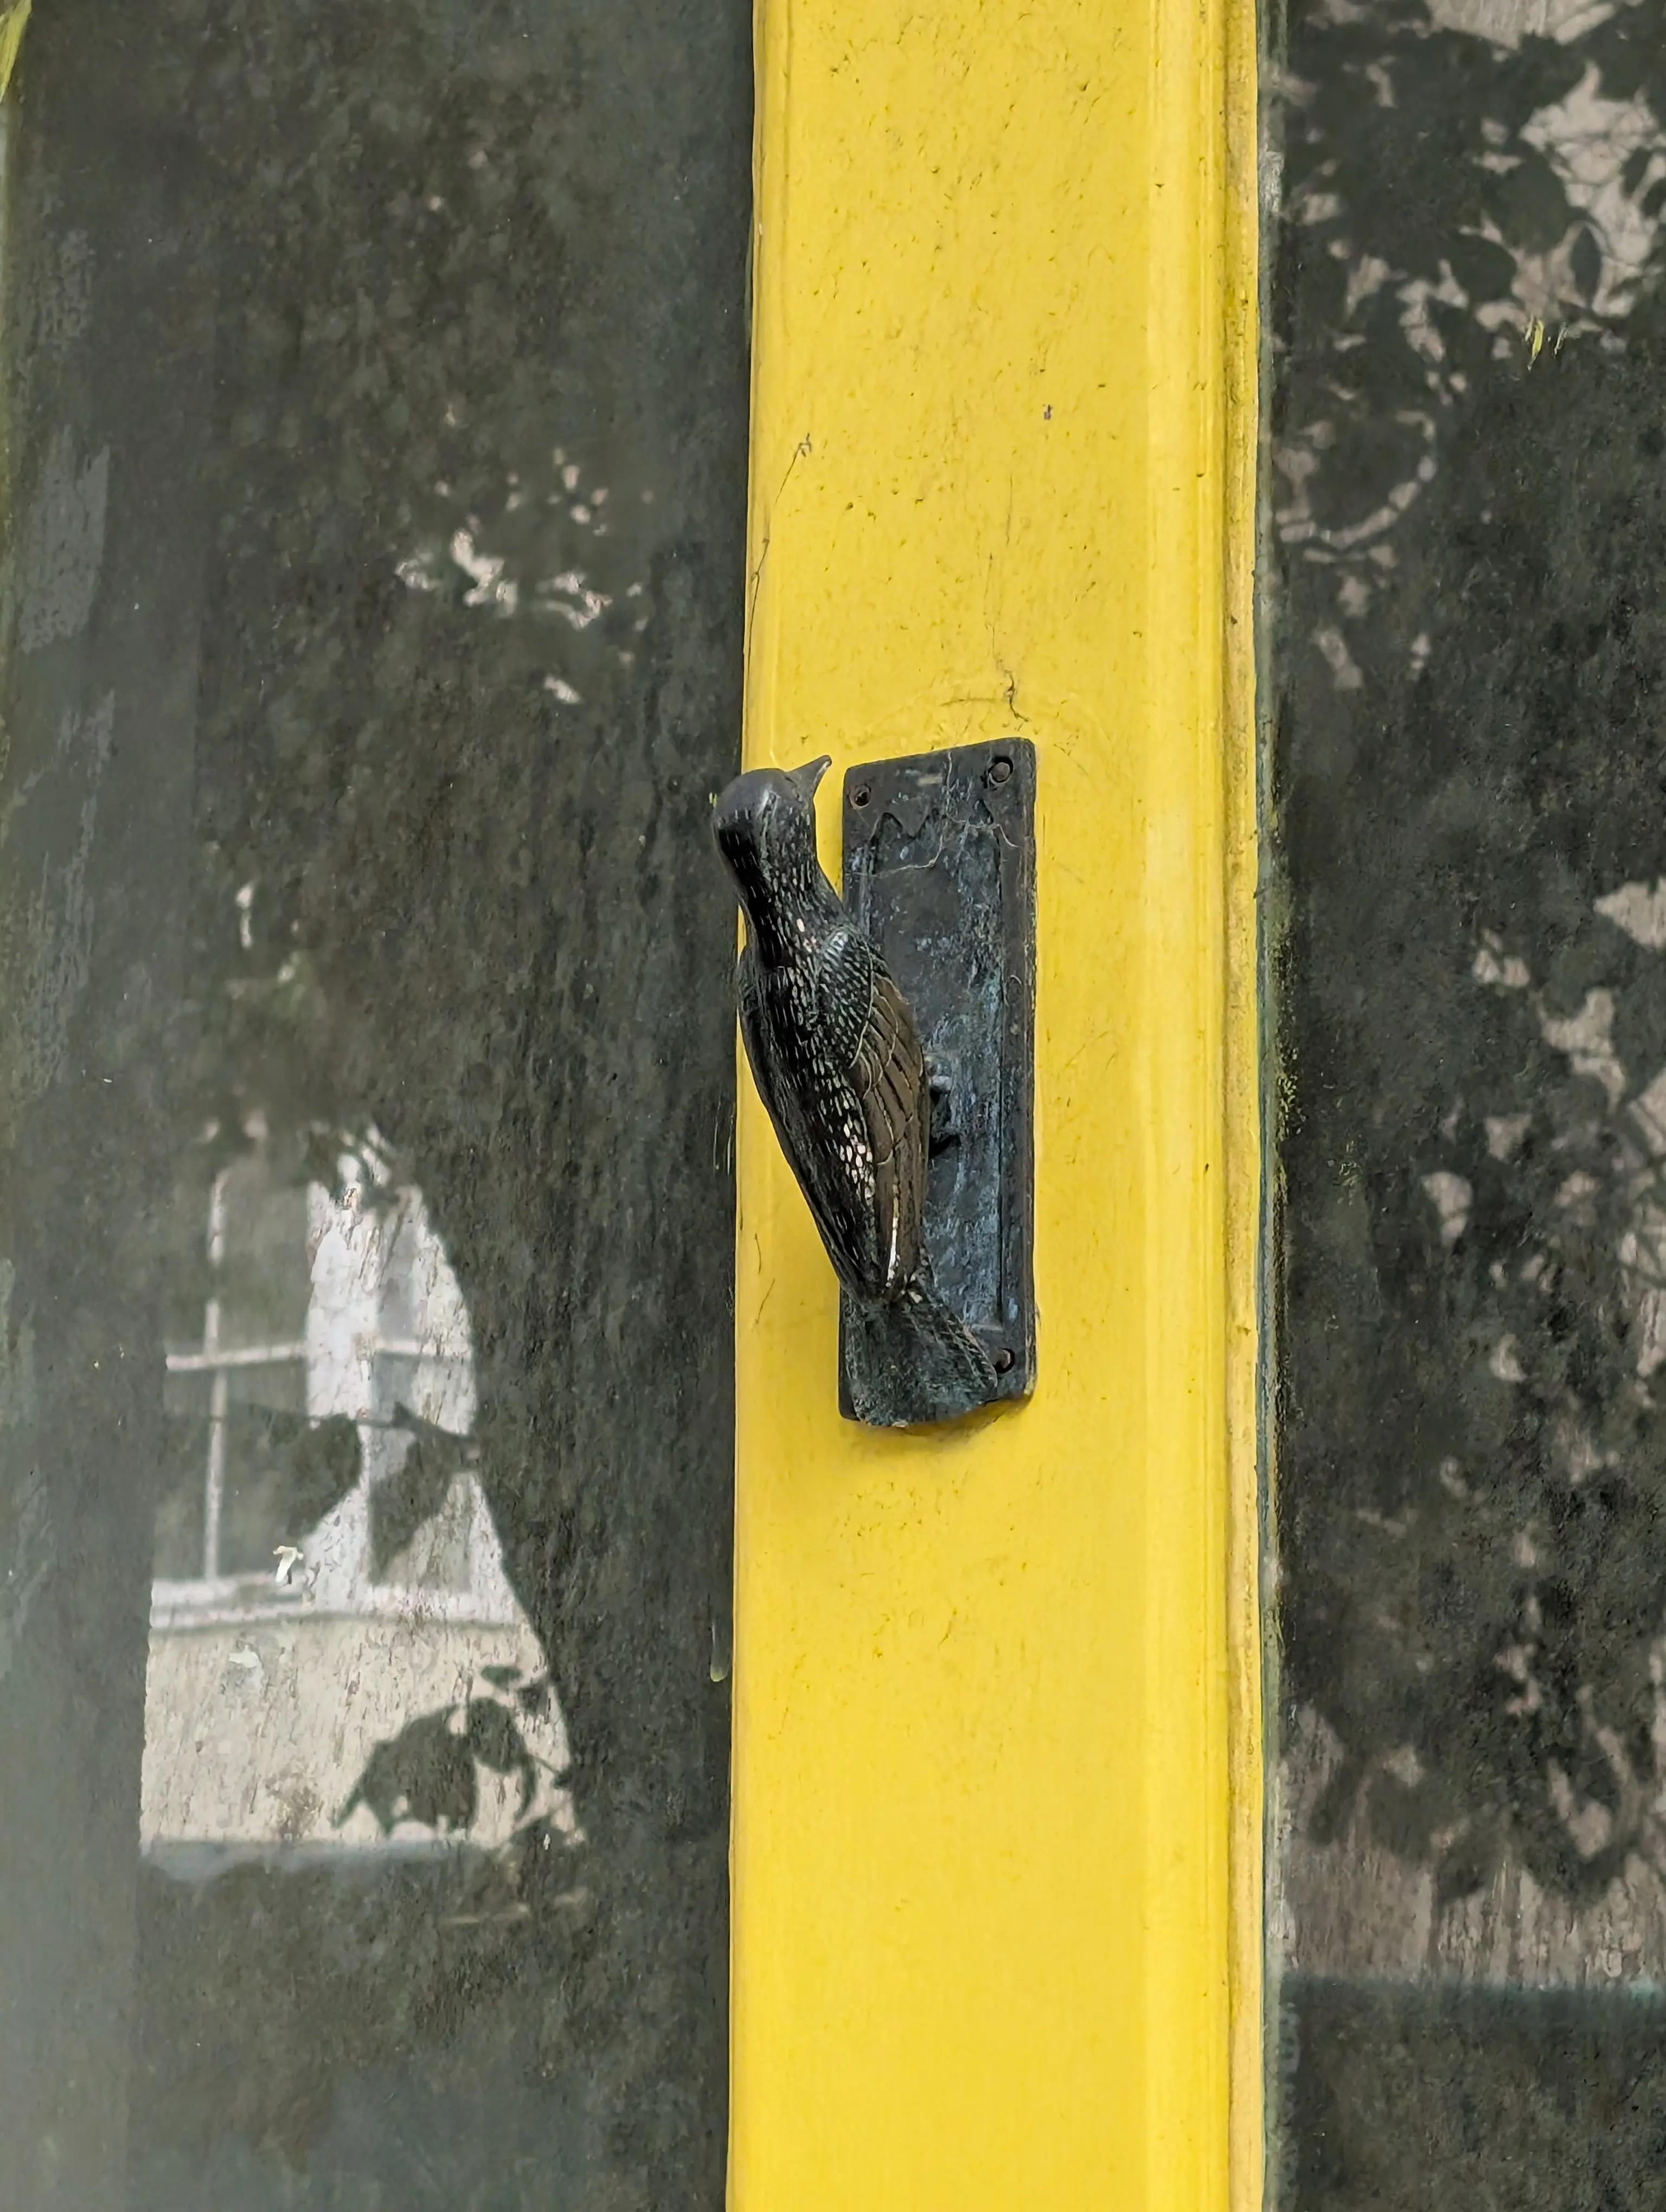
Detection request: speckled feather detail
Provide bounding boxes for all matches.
[714,760,996,1421]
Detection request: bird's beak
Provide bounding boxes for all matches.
[790,754,832,800]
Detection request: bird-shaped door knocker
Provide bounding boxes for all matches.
[713,753,1003,1426]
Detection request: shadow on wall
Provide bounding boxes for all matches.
[1278,1977,1666,2212]
[1276,0,1666,1972]
[0,0,748,2202]
[128,1849,598,2211]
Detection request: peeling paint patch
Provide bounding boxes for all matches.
[0,1258,47,1689]
[16,427,108,653]
[0,1474,50,1692]
[0,1259,34,1433]
[5,697,113,1114]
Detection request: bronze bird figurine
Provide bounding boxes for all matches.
[713,755,995,1424]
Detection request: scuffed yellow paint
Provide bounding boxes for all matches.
[731,0,1260,2202]
[0,0,29,104]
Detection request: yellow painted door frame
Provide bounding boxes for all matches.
[731,0,1260,2202]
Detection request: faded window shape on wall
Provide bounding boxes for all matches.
[144,1137,576,1871]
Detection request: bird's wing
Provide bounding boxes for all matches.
[738,937,869,1280]
[736,930,928,1299]
[819,929,927,1296]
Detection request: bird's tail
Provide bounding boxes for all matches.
[842,1277,999,1427]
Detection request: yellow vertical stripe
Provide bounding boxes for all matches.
[732,0,1260,2201]
[0,0,29,102]
[1222,7,1266,2208]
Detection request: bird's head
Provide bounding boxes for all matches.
[712,756,834,937]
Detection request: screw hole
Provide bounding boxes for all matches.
[851,783,873,808]
[986,756,1013,787]
[992,1346,1015,1375]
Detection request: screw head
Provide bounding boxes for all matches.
[851,783,873,808]
[986,756,1013,787]
[992,1346,1015,1375]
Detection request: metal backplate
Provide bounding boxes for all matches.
[839,737,1036,1416]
